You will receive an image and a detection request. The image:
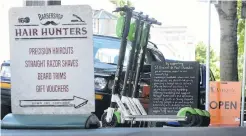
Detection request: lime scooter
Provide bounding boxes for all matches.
[117,11,150,126]
[130,17,154,117]
[119,11,147,118]
[101,6,210,128]
[101,6,149,126]
[102,11,146,125]
[101,6,136,127]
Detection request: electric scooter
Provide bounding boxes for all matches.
[101,5,135,127]
[130,16,156,116]
[113,12,151,128]
[120,11,146,118]
[117,14,155,127]
[101,6,209,128]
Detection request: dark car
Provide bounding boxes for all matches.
[92,35,166,118]
[0,35,165,119]
[0,60,11,119]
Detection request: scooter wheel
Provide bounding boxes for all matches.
[101,112,118,127]
[193,114,203,127]
[201,115,208,127]
[202,110,211,127]
[179,111,197,127]
[193,108,205,127]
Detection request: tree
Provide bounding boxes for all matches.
[237,0,245,81]
[195,41,220,80]
[109,0,133,7]
[215,1,238,81]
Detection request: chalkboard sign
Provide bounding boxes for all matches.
[149,60,200,115]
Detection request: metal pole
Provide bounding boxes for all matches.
[240,1,246,127]
[205,0,211,111]
[240,20,246,126]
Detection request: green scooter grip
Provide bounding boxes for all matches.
[127,21,136,41]
[116,16,125,38]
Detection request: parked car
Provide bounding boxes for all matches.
[0,35,165,119]
[92,35,166,118]
[1,60,11,119]
[0,35,215,120]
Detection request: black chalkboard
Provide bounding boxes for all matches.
[149,60,200,115]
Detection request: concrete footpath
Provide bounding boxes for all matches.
[2,127,246,136]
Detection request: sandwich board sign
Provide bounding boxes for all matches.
[209,81,241,126]
[9,5,95,115]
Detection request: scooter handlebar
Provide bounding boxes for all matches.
[133,11,149,20]
[154,21,162,25]
[132,11,143,17]
[113,5,135,12]
[140,14,148,20]
[148,18,162,25]
[144,15,149,20]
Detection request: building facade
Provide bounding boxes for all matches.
[92,9,117,36]
[150,26,196,61]
[91,9,196,61]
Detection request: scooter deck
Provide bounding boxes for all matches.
[124,115,186,122]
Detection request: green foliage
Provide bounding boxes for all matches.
[237,0,245,80]
[237,0,244,56]
[109,0,133,7]
[195,41,220,80]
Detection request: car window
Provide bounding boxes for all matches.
[0,65,11,78]
[93,36,132,66]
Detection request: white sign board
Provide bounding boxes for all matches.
[9,5,95,114]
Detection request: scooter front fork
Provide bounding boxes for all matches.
[106,107,115,123]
